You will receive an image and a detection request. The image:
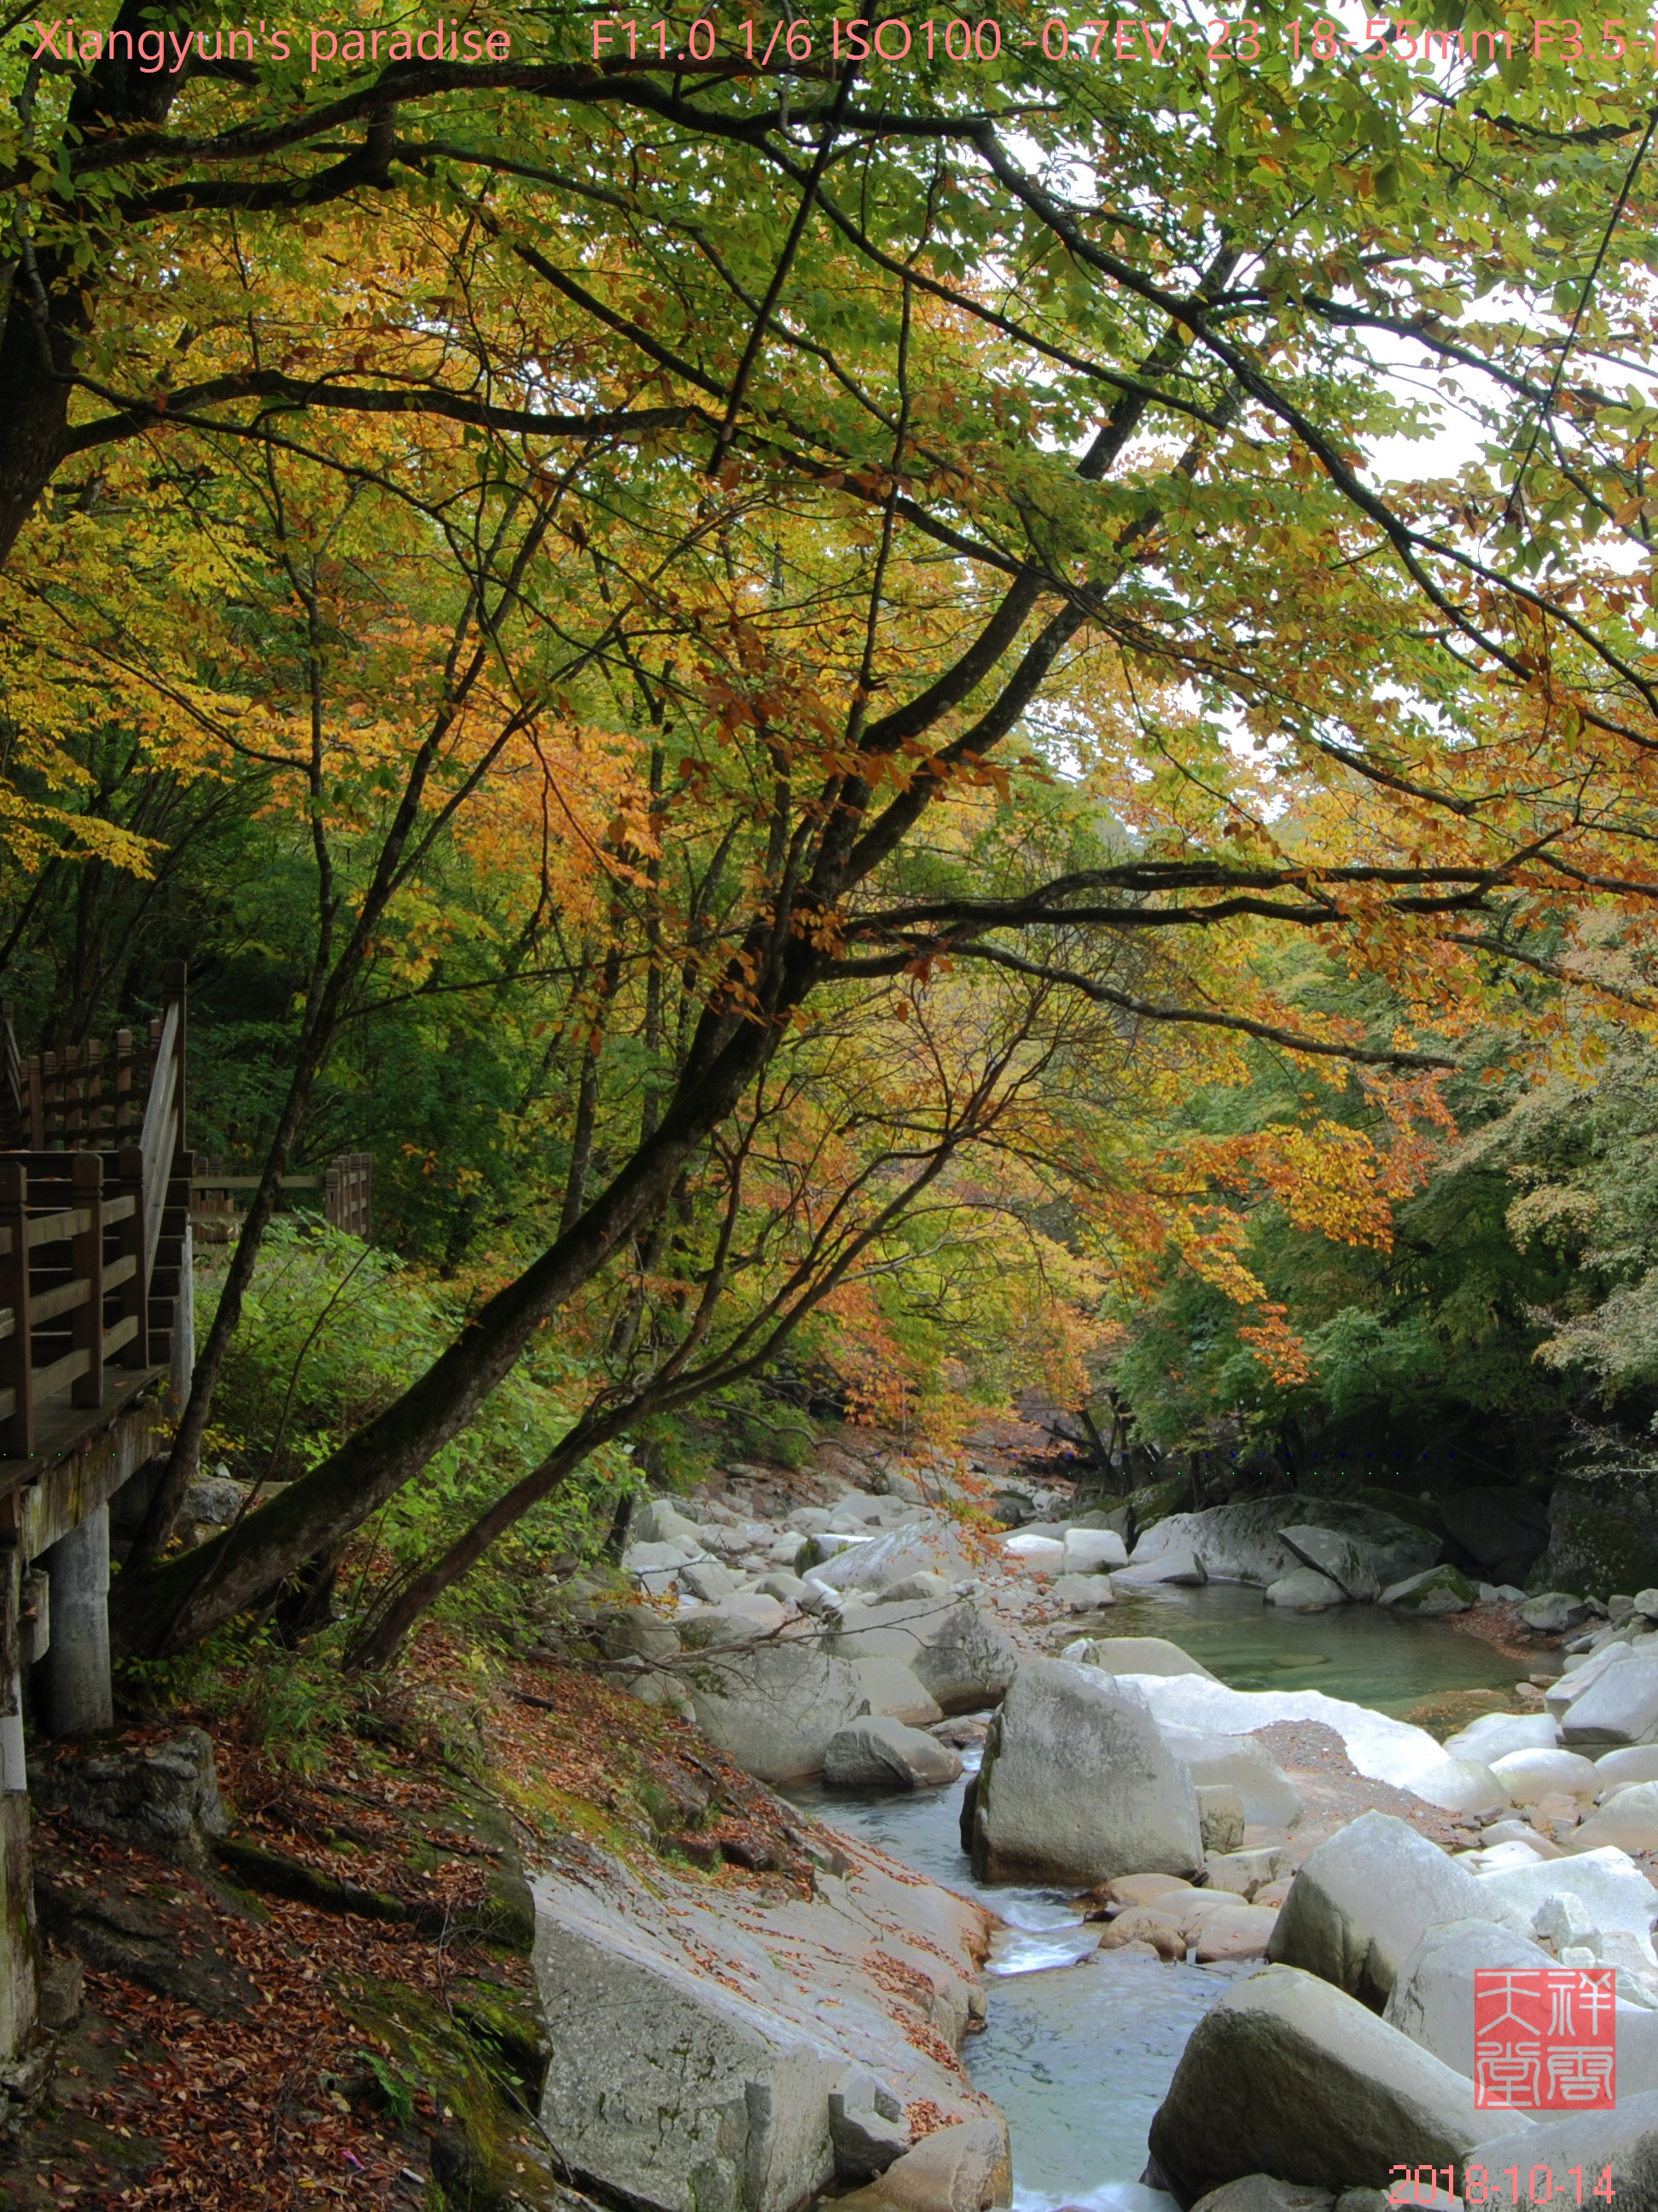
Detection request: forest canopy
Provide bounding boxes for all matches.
[5,0,1658,1654]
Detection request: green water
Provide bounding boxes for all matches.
[796,1588,1533,2207]
[1091,1581,1533,1716]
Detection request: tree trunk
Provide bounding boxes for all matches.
[108,975,790,1656]
[0,7,197,563]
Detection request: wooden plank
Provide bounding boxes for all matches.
[102,1315,138,1359]
[189,1175,323,1190]
[25,1208,92,1249]
[27,1278,89,1325]
[104,1253,136,1291]
[31,1346,90,1400]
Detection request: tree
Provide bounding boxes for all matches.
[7,6,1658,1653]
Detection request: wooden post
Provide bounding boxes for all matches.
[70,1152,103,1409]
[39,1051,58,1147]
[0,1165,29,1459]
[0,1510,39,2059]
[116,1145,148,1368]
[162,960,187,1143]
[23,1055,41,1150]
[85,1035,105,1143]
[113,1027,133,1137]
[62,1044,83,1147]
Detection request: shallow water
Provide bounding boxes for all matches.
[791,1588,1533,2206]
[1097,1581,1532,1716]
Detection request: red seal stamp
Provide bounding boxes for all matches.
[1474,1967,1617,2110]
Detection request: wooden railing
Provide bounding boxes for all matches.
[190,1151,372,1242]
[0,968,189,1461]
[1,961,186,1154]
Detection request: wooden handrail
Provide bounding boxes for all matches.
[0,963,186,1455]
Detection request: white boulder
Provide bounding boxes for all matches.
[823,1717,963,1792]
[1265,1568,1347,1613]
[1114,1546,1207,1588]
[1443,1714,1559,1764]
[1567,1779,1658,1854]
[853,1656,945,1729]
[1473,1845,1658,1953]
[689,1642,866,1783]
[1146,1964,1491,2203]
[1065,1528,1129,1571]
[1266,1811,1495,2006]
[969,1660,1203,1885]
[1597,1745,1658,1794]
[1159,1725,1302,1827]
[1559,1649,1658,1746]
[1487,1747,1599,1803]
[1280,1524,1383,1602]
[1064,1637,1218,1681]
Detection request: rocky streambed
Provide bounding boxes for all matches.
[570,1469,1658,2212]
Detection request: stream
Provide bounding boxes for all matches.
[788,1586,1536,2212]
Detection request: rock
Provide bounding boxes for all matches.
[682,1558,748,1604]
[633,1497,708,1548]
[1383,1918,1554,2076]
[1194,1904,1281,1960]
[812,1526,961,1597]
[1160,1728,1302,1828]
[1559,1648,1658,1746]
[1472,1844,1658,1948]
[854,1658,945,1728]
[1207,1847,1293,1899]
[1104,1871,1194,1906]
[1050,1575,1118,1612]
[1280,1525,1384,1602]
[1565,1779,1658,1854]
[532,1854,991,2212]
[601,1610,683,1662]
[879,1572,952,1605]
[37,1956,83,2031]
[1468,2099,1658,2205]
[824,1718,963,1792]
[689,1642,866,1783]
[181,1474,247,1527]
[625,1539,701,1578]
[1065,1637,1219,1681]
[970,1661,1204,1885]
[910,1605,1019,1715]
[1486,1748,1597,1803]
[829,2071,910,2180]
[1442,1714,1558,1764]
[870,2120,1011,2212]
[1596,1745,1658,1794]
[1002,1533,1067,1568]
[1379,1566,1475,1615]
[1408,1759,1509,1817]
[1114,1545,1207,1588]
[32,1728,229,1869]
[1190,2183,1334,2212]
[788,1506,835,1534]
[1440,1488,1550,1586]
[1520,1592,1596,1634]
[758,1572,810,1602]
[1197,1785,1247,1855]
[1146,1965,1487,2203]
[1065,1529,1129,1571]
[1638,1588,1658,1621]
[1266,1812,1494,2008]
[1265,1568,1347,1613]
[1129,1497,1438,1590]
[701,1593,788,1639]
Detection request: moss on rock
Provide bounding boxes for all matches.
[1543,1508,1658,1603]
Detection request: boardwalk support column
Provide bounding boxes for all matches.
[40,1504,113,1739]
